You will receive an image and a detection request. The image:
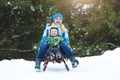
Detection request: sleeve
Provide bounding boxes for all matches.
[62,28,73,50]
[45,36,51,44]
[40,27,50,44]
[62,28,70,44]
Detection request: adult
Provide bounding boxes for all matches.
[35,13,79,71]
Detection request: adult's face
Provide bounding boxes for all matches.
[54,17,62,24]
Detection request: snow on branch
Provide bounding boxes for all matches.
[0,48,33,53]
[106,43,119,48]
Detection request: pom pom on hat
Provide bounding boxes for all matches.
[52,13,63,22]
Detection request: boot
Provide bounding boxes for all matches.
[69,57,79,68]
[35,58,41,72]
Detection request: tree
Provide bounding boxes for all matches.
[0,0,120,60]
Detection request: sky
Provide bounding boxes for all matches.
[0,48,120,80]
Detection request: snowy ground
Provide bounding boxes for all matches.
[0,48,120,80]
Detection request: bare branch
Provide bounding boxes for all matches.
[0,48,33,53]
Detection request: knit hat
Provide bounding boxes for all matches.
[50,27,58,32]
[52,13,63,22]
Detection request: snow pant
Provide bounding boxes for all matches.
[35,41,79,69]
[59,41,79,68]
[35,42,50,69]
[36,42,50,59]
[36,41,75,59]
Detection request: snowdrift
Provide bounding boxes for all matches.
[0,48,120,80]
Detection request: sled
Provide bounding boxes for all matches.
[43,50,70,71]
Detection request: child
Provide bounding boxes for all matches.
[45,27,63,60]
[35,13,79,72]
[45,27,63,48]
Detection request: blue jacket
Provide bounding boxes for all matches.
[40,23,70,44]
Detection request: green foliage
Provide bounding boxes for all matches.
[0,50,35,61]
[0,0,120,60]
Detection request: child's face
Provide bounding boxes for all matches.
[54,17,62,24]
[50,29,58,36]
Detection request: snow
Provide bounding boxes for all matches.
[0,48,120,80]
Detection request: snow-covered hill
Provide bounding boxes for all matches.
[0,48,120,80]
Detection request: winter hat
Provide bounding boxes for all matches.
[52,13,63,22]
[50,27,58,32]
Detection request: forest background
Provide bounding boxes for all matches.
[0,0,120,61]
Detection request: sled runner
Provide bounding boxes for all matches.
[43,48,70,71]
